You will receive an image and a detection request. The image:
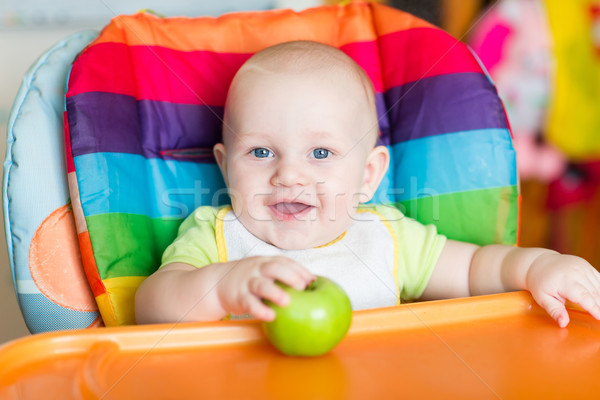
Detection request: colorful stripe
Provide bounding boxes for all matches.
[404,185,518,245]
[371,3,434,37]
[66,44,250,104]
[378,28,483,89]
[95,292,118,326]
[66,93,223,158]
[385,73,508,142]
[86,213,182,279]
[66,28,481,103]
[73,153,226,218]
[78,230,104,297]
[90,4,430,52]
[386,129,516,200]
[66,42,385,99]
[63,112,75,173]
[66,73,501,159]
[396,185,519,246]
[101,276,147,325]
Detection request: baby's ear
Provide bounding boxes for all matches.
[213,143,228,185]
[361,145,390,202]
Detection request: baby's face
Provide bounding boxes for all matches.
[215,69,379,250]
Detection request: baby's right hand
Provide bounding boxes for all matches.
[216,256,314,321]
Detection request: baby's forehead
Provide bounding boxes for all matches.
[238,61,355,85]
[246,41,355,71]
[233,63,373,111]
[238,43,366,83]
[223,42,379,145]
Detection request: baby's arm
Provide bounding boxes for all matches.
[135,256,314,324]
[421,241,600,327]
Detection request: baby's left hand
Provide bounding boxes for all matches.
[526,253,600,327]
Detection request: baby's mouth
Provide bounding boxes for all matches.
[269,202,314,220]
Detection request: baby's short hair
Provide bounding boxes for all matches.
[225,41,380,147]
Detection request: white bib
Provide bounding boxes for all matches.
[221,210,398,310]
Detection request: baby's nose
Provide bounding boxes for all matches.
[270,159,309,187]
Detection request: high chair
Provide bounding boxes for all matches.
[4,2,518,333]
[6,4,600,399]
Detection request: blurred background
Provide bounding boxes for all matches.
[2,0,599,344]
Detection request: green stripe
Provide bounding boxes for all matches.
[501,186,520,245]
[86,214,183,280]
[396,185,519,246]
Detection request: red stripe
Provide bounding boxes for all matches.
[379,27,483,89]
[66,41,385,103]
[78,231,106,297]
[67,27,481,104]
[340,41,384,92]
[67,43,134,98]
[67,43,251,105]
[63,112,75,173]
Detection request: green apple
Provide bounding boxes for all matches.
[262,276,352,357]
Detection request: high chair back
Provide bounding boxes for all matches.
[4,31,101,333]
[5,2,518,331]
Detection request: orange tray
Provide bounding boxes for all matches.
[1,291,599,399]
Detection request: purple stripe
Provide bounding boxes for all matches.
[375,93,391,146]
[66,72,507,159]
[66,92,223,160]
[383,72,508,143]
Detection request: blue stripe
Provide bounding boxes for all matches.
[75,128,515,217]
[373,128,516,202]
[74,152,227,218]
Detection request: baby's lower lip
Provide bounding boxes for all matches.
[269,202,314,220]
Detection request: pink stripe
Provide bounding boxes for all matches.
[66,41,387,103]
[67,43,252,105]
[340,41,384,92]
[67,43,135,98]
[67,28,482,104]
[379,27,484,89]
[64,112,75,173]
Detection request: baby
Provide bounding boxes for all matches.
[136,41,600,328]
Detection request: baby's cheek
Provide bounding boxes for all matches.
[229,176,257,204]
[329,190,356,223]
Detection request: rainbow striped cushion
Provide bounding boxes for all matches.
[64,3,519,326]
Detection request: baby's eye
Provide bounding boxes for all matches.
[313,149,331,159]
[311,148,330,159]
[251,148,273,158]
